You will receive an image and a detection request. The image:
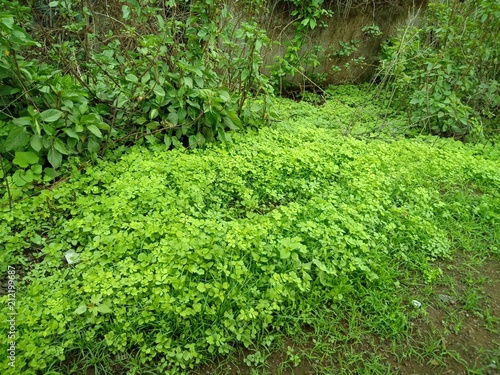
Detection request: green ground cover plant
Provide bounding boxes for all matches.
[0,94,498,374]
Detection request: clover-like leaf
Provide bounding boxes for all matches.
[74,304,87,315]
[13,151,39,168]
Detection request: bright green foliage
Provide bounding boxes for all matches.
[280,84,408,138]
[378,0,500,138]
[1,96,498,373]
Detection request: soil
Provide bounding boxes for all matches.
[388,256,500,375]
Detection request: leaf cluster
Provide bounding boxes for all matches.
[377,0,500,139]
[0,0,272,196]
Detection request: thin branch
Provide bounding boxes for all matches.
[0,155,12,210]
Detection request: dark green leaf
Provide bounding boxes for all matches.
[150,108,159,120]
[0,15,14,30]
[115,93,129,108]
[12,170,29,186]
[40,109,63,123]
[47,148,62,168]
[54,139,70,155]
[188,135,198,147]
[87,125,103,138]
[183,77,193,89]
[164,135,171,148]
[12,117,31,127]
[0,82,13,92]
[225,111,242,128]
[196,132,205,146]
[172,136,182,148]
[31,164,42,175]
[125,74,138,83]
[167,112,179,126]
[219,91,231,102]
[42,123,55,136]
[154,85,165,97]
[87,138,100,153]
[43,167,57,182]
[223,116,239,130]
[146,121,159,130]
[0,67,12,81]
[30,134,42,152]
[64,129,80,139]
[6,126,30,151]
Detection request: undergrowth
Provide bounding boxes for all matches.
[0,95,499,374]
[377,0,500,138]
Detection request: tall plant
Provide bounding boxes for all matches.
[1,0,272,203]
[42,0,272,147]
[0,4,109,209]
[377,0,500,138]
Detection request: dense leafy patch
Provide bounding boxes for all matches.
[378,0,500,138]
[1,100,498,373]
[0,0,271,196]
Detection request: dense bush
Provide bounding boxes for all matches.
[0,0,272,198]
[378,0,500,138]
[1,103,498,373]
[0,10,109,187]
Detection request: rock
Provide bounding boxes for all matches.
[411,300,422,308]
[64,249,80,264]
[438,294,455,304]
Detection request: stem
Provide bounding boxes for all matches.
[0,155,13,210]
[46,197,56,226]
[10,50,38,111]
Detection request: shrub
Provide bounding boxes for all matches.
[377,0,500,138]
[0,8,109,201]
[0,0,272,199]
